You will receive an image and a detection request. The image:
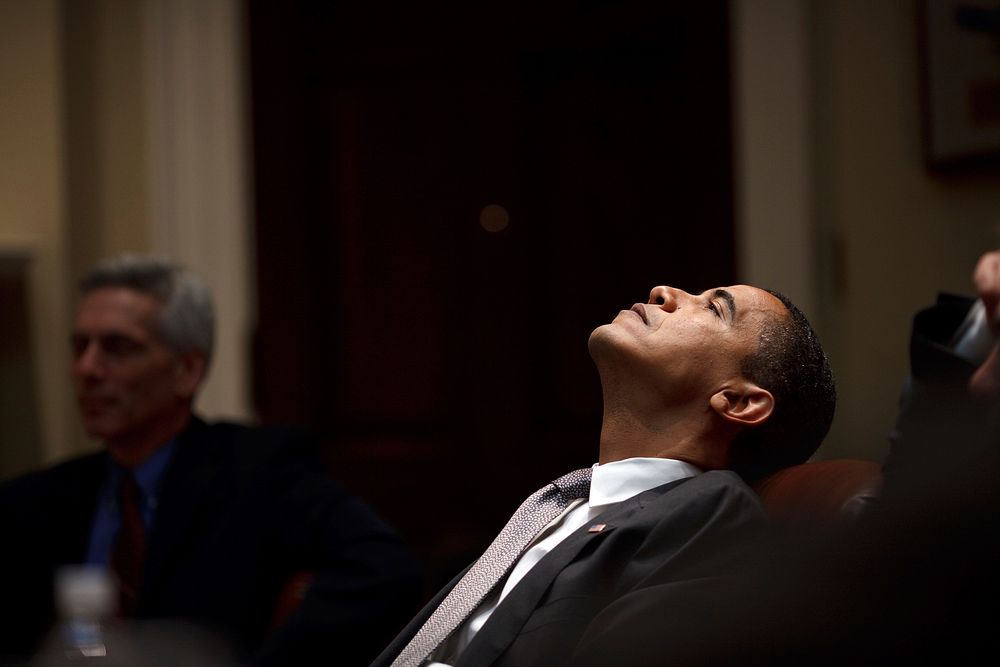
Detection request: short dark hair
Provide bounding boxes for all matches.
[79,254,214,365]
[729,289,836,483]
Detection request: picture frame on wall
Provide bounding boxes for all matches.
[919,0,1000,169]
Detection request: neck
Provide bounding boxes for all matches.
[106,410,192,468]
[597,390,729,470]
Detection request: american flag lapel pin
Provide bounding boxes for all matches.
[588,523,607,533]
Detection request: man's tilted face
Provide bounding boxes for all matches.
[589,284,787,402]
[71,287,188,446]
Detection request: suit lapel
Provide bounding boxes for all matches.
[457,475,692,667]
[457,519,618,666]
[139,418,227,606]
[60,454,110,564]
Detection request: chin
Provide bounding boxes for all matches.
[589,324,635,365]
[587,324,613,358]
[81,417,124,442]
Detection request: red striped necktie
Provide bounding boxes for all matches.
[110,470,146,616]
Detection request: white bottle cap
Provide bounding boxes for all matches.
[55,565,116,617]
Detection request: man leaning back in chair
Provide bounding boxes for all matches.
[373,282,835,667]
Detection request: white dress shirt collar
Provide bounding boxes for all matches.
[589,456,702,509]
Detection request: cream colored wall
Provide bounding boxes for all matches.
[733,0,816,317]
[814,0,998,461]
[736,0,1000,463]
[63,0,153,277]
[0,0,253,476]
[0,0,80,467]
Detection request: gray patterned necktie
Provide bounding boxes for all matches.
[391,468,593,667]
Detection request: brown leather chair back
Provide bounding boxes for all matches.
[753,459,882,528]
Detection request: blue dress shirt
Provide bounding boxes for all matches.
[85,441,178,566]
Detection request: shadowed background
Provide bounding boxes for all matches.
[248,0,733,576]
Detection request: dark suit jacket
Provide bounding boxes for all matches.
[0,417,420,666]
[372,469,766,667]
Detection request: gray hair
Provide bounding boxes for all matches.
[79,254,215,365]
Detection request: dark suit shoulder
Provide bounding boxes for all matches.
[693,469,763,506]
[0,450,107,507]
[638,469,765,522]
[177,418,324,470]
[2,449,106,481]
[0,454,107,660]
[683,468,759,495]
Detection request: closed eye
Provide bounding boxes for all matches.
[709,288,737,322]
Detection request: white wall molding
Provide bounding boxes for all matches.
[731,0,816,319]
[144,0,255,421]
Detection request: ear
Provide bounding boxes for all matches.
[709,381,775,427]
[172,351,207,400]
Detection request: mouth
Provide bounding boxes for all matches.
[630,303,648,325]
[78,395,116,413]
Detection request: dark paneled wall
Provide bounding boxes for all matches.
[248,0,734,586]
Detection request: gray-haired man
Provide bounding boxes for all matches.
[1,254,419,666]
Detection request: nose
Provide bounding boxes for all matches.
[73,339,106,380]
[648,285,685,312]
